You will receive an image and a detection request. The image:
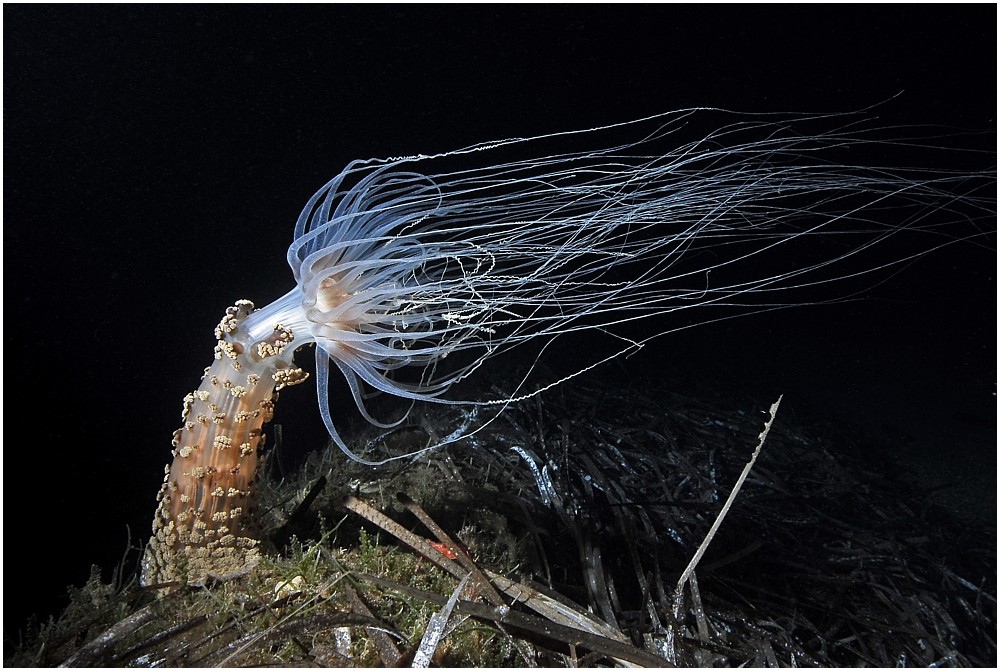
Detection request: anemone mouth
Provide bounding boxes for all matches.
[314,275,352,313]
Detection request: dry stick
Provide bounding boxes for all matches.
[413,575,471,668]
[57,602,161,668]
[672,395,782,620]
[342,580,403,666]
[356,573,672,667]
[396,492,506,607]
[343,495,468,581]
[484,569,630,643]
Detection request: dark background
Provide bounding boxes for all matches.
[4,6,995,648]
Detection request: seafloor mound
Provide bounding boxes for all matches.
[9,371,995,667]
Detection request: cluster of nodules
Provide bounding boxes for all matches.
[142,300,309,589]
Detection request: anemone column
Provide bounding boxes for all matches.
[142,300,308,588]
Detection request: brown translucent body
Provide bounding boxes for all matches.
[142,301,307,588]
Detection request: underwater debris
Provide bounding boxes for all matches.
[8,370,995,667]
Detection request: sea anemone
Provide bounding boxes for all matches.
[142,107,995,588]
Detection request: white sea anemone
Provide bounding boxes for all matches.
[239,108,993,465]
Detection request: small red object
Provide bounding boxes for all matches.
[427,541,458,559]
